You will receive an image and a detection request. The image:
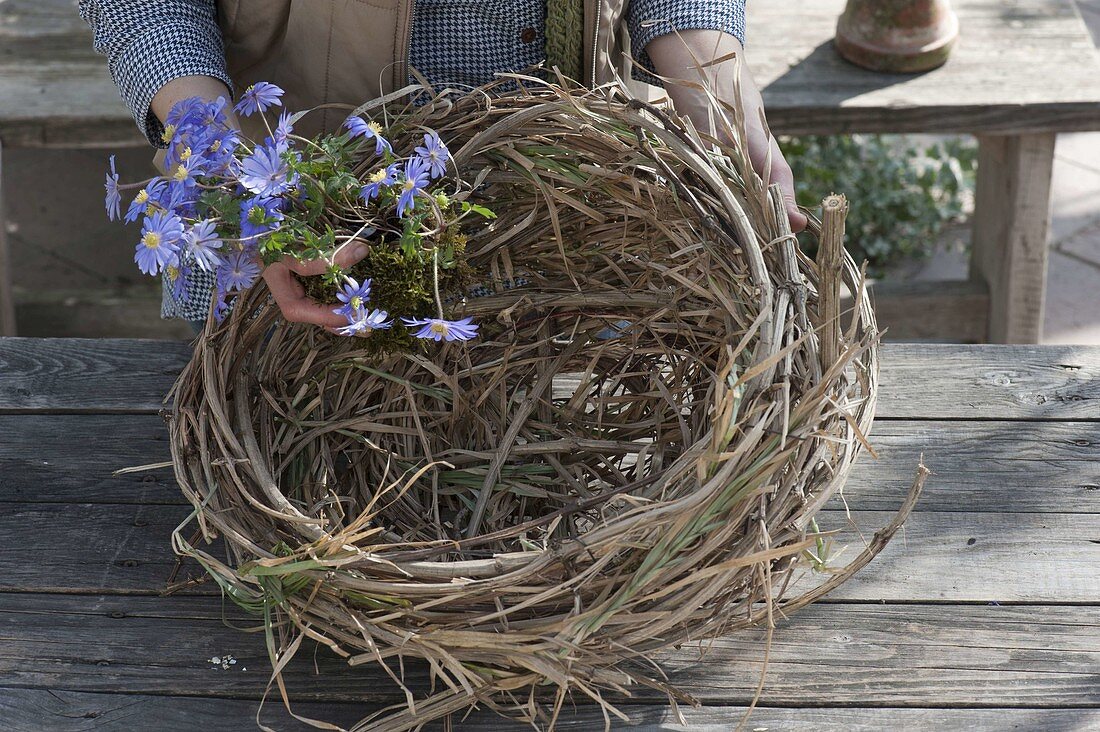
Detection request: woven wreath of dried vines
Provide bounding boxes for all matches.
[163,73,925,732]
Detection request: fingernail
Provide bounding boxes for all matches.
[352,243,369,258]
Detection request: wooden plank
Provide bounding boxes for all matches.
[843,279,989,343]
[5,340,1099,420]
[875,344,1100,420]
[14,290,195,339]
[795,509,1100,602]
[1,502,1097,601]
[970,133,1057,343]
[0,1,142,148]
[0,415,180,504]
[0,141,15,335]
[0,338,191,414]
[747,0,1100,135]
[836,419,1100,513]
[5,415,1100,514]
[0,593,1097,707]
[0,503,217,595]
[2,688,1098,732]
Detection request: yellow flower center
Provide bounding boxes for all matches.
[173,164,188,182]
[350,296,364,310]
[369,168,387,183]
[135,190,149,204]
[145,204,157,216]
[142,231,161,250]
[430,321,448,335]
[209,139,221,152]
[161,124,177,144]
[368,121,383,135]
[402,179,416,192]
[179,146,192,161]
[165,264,179,280]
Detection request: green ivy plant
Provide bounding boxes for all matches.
[782,134,977,276]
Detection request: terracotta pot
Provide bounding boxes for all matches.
[836,0,959,73]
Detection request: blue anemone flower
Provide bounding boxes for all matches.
[332,276,372,320]
[104,155,121,221]
[200,127,239,174]
[217,250,262,292]
[344,116,392,156]
[271,109,294,147]
[184,219,223,272]
[212,288,232,323]
[400,316,479,342]
[396,157,430,218]
[234,81,284,117]
[161,96,207,150]
[134,211,184,276]
[202,96,232,128]
[239,143,298,197]
[359,163,399,203]
[125,178,167,223]
[164,259,191,303]
[337,307,392,337]
[168,151,208,188]
[239,196,285,248]
[157,179,198,218]
[414,130,449,179]
[164,95,207,131]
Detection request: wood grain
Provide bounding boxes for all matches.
[875,344,1100,420]
[2,688,1098,732]
[1,501,1097,601]
[0,503,217,595]
[0,0,143,148]
[747,0,1100,134]
[0,338,191,414]
[0,415,178,504]
[0,593,1096,707]
[845,279,989,343]
[795,509,1100,602]
[2,340,1100,420]
[971,133,1057,343]
[4,415,1100,514]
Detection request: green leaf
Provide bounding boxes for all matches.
[461,200,497,219]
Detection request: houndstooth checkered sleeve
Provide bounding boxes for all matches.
[78,0,234,147]
[626,0,747,87]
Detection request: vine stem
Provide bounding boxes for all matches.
[432,246,444,319]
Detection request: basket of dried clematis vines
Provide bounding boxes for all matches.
[164,75,925,731]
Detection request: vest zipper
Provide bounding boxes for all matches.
[395,0,415,91]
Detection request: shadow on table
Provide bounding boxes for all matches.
[760,40,924,111]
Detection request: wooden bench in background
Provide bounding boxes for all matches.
[748,0,1100,342]
[2,0,1100,342]
[0,0,146,336]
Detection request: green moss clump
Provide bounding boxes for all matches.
[293,223,474,356]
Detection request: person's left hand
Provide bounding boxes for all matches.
[645,30,807,233]
[262,244,370,332]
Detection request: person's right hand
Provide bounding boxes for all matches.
[262,243,369,330]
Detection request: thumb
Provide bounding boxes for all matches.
[282,242,369,276]
[768,138,807,233]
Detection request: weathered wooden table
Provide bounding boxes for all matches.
[0,337,1097,730]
